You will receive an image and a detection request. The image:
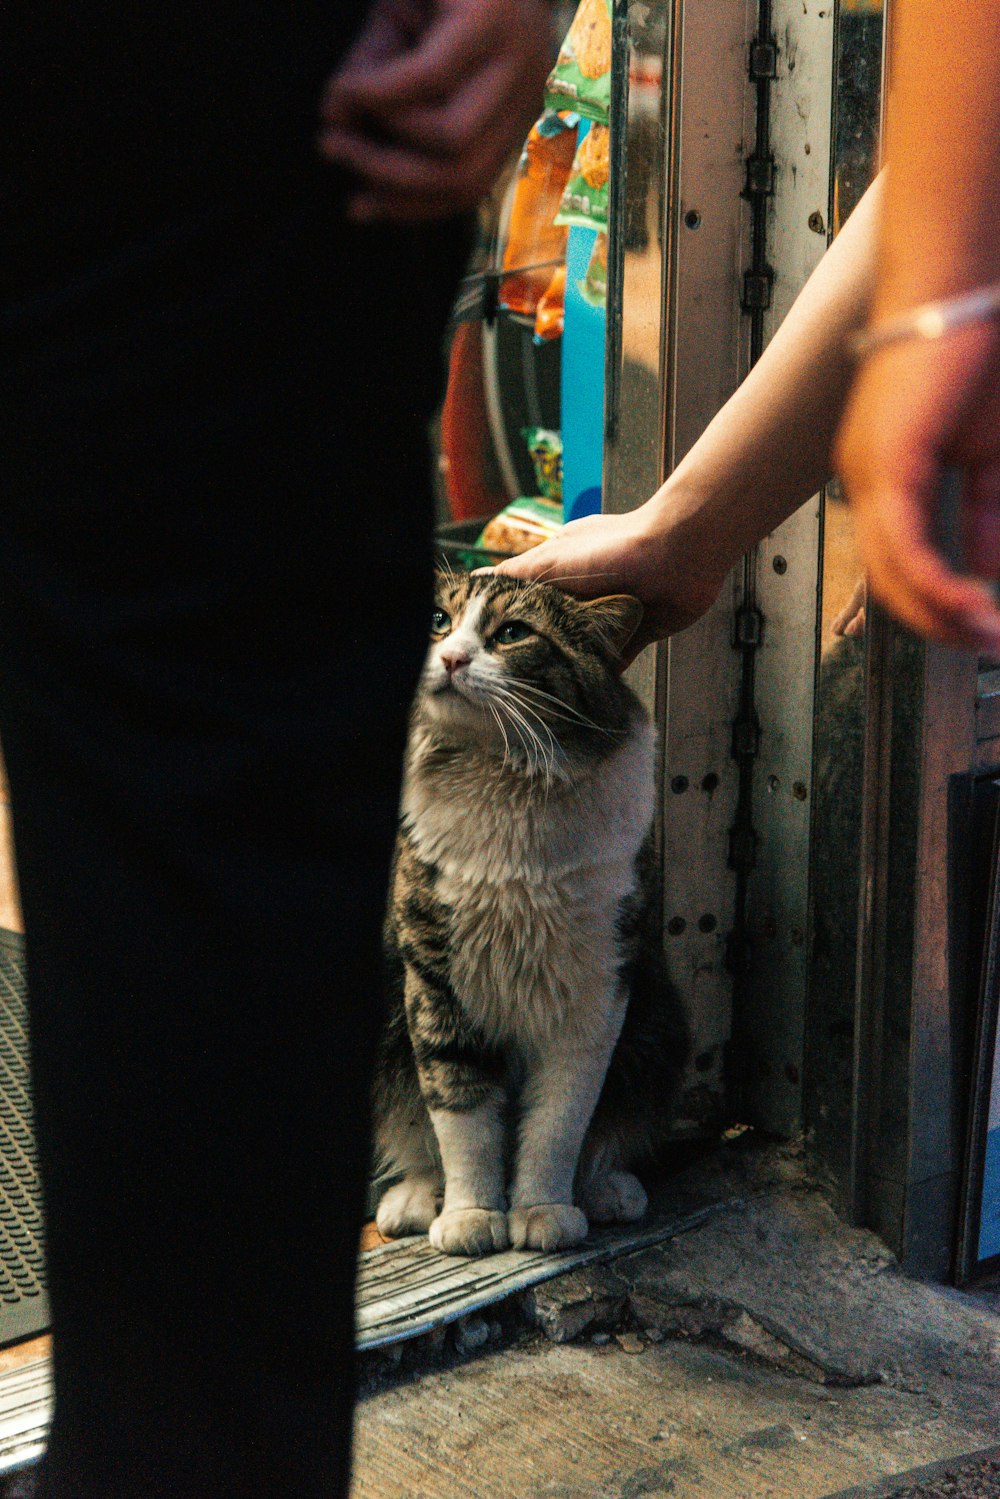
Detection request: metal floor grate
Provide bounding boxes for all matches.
[0,937,47,1346]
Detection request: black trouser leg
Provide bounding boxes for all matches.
[0,584,425,1496]
[0,193,455,1495]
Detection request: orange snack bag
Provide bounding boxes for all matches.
[534,264,567,342]
[500,111,579,321]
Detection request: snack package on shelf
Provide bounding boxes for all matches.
[477,496,564,556]
[556,122,609,232]
[578,231,608,308]
[522,427,563,502]
[534,264,567,342]
[475,430,563,556]
[499,111,579,322]
[545,0,612,125]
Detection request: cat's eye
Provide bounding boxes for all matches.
[431,608,451,634]
[494,620,534,646]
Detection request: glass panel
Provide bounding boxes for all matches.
[804,0,885,1191]
[603,0,672,717]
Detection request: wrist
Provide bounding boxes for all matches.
[638,481,737,606]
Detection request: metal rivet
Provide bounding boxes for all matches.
[684,209,702,230]
[773,555,788,575]
[701,772,719,792]
[671,775,689,794]
[768,775,780,794]
[793,781,808,801]
[698,914,717,934]
[808,210,825,233]
[667,917,686,936]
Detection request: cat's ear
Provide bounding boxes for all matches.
[579,594,644,655]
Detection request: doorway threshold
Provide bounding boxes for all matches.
[356,1198,718,1351]
[0,1177,725,1479]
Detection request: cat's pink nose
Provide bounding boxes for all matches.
[440,647,471,675]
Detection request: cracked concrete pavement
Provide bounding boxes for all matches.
[351,1143,1000,1498]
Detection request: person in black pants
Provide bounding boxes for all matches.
[0,4,550,1493]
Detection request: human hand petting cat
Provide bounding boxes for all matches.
[493,497,729,666]
[318,0,554,222]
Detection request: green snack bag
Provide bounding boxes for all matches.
[521,427,563,503]
[555,123,609,232]
[545,0,613,125]
[577,231,608,308]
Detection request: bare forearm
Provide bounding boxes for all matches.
[642,174,883,569]
[499,174,885,640]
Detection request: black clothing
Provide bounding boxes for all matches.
[0,5,368,288]
[0,10,467,1493]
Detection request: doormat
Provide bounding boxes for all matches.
[355,1200,716,1350]
[0,936,47,1348]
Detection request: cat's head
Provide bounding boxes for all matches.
[414,569,644,775]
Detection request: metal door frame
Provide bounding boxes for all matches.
[604,0,836,1137]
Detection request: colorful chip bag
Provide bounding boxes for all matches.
[477,496,564,556]
[577,231,608,308]
[534,264,567,342]
[521,428,563,502]
[545,0,613,126]
[499,111,578,322]
[555,122,610,232]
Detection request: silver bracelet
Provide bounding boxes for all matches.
[852,279,1000,360]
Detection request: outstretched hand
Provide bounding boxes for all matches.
[835,320,1000,650]
[491,502,728,667]
[318,0,553,222]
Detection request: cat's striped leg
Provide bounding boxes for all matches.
[509,995,627,1251]
[403,973,510,1257]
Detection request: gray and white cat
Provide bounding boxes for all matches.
[374,570,688,1257]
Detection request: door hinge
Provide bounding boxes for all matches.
[749,40,778,80]
[728,823,758,875]
[742,267,774,313]
[734,604,764,649]
[744,153,775,198]
[732,716,761,760]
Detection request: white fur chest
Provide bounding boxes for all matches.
[402,721,656,1048]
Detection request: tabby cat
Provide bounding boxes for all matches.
[374,569,688,1257]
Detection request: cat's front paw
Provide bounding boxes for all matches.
[376,1176,440,1238]
[577,1169,648,1224]
[508,1203,588,1252]
[429,1208,510,1257]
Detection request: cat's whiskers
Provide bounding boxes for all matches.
[508,680,624,739]
[437,554,458,586]
[516,565,625,589]
[490,685,559,790]
[506,704,547,784]
[487,702,513,772]
[494,688,558,764]
[489,688,551,782]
